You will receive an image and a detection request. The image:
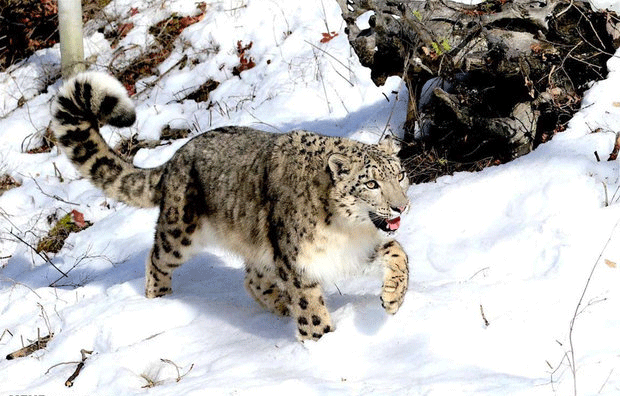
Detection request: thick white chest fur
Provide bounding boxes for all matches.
[197,218,384,284]
[297,222,384,283]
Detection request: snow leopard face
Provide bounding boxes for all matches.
[328,138,410,232]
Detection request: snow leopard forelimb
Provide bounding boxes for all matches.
[378,240,409,314]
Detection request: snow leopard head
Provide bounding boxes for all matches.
[328,137,410,232]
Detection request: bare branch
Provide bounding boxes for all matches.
[0,329,13,343]
[8,230,68,280]
[5,332,53,360]
[29,177,80,206]
[160,358,194,383]
[65,349,93,387]
[566,217,620,395]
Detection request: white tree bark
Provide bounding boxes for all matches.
[58,0,85,78]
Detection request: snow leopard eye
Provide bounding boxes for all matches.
[365,180,379,189]
[398,171,406,182]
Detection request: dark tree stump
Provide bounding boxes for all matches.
[337,0,620,182]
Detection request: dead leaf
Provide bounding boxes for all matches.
[320,32,338,43]
[549,87,563,96]
[232,40,255,76]
[530,43,542,53]
[118,23,134,38]
[71,210,86,228]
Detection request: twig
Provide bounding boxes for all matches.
[610,184,620,206]
[573,4,607,50]
[567,217,620,395]
[160,358,194,382]
[319,0,331,33]
[8,230,68,279]
[30,177,79,206]
[5,333,53,360]
[468,266,490,280]
[0,276,41,298]
[49,245,99,287]
[607,133,620,161]
[382,54,416,141]
[0,207,19,229]
[598,368,614,394]
[555,0,574,19]
[303,40,355,86]
[223,4,248,12]
[65,349,93,387]
[244,109,283,133]
[479,304,490,327]
[551,41,582,94]
[135,55,189,99]
[141,374,163,388]
[0,329,13,342]
[311,47,332,113]
[53,162,64,183]
[380,82,405,140]
[38,303,52,336]
[45,360,80,375]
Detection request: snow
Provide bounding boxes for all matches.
[1,0,620,395]
[355,11,375,31]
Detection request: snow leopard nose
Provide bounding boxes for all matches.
[391,205,407,214]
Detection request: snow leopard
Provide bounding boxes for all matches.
[52,72,410,341]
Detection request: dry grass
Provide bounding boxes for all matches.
[115,4,206,94]
[36,211,91,254]
[183,79,220,102]
[0,0,111,70]
[0,174,21,195]
[400,140,497,184]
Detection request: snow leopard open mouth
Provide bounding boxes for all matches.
[369,212,401,232]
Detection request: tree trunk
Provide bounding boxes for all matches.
[58,0,85,78]
[337,0,620,181]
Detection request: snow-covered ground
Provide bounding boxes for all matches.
[2,0,620,395]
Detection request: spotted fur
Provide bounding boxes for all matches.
[52,72,410,341]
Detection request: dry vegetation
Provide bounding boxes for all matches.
[0,0,113,70]
[6,0,586,186]
[0,174,21,195]
[36,210,91,254]
[1,0,212,179]
[113,4,207,94]
[0,0,59,69]
[340,0,620,182]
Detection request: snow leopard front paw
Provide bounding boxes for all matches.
[378,240,409,314]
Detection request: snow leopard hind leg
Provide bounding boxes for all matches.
[145,156,205,298]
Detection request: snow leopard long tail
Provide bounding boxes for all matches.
[52,72,163,208]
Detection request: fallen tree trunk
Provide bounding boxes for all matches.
[337,0,620,181]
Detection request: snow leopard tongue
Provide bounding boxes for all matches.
[386,217,401,231]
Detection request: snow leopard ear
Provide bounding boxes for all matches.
[328,153,351,177]
[378,135,401,154]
